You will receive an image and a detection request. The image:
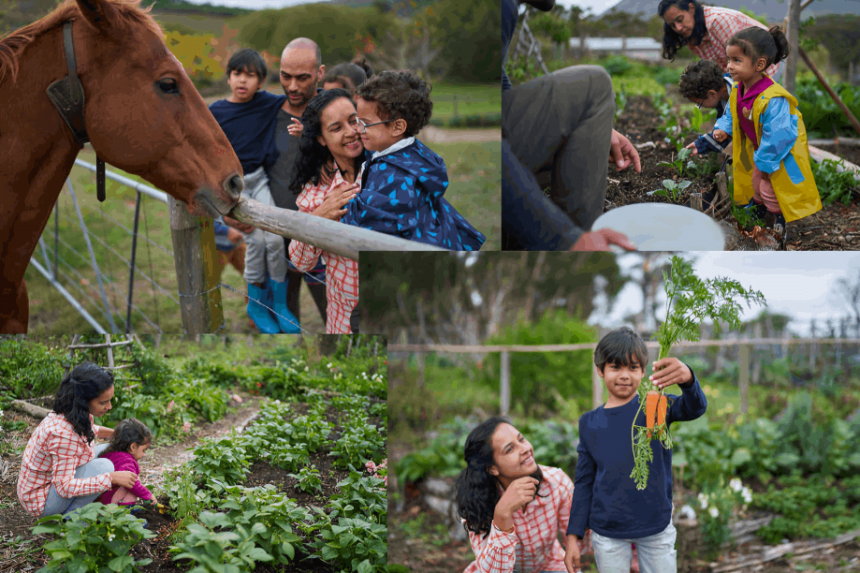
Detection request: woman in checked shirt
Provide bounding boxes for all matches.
[454,417,595,573]
[17,362,138,517]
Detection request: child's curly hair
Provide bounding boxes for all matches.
[354,70,432,138]
[679,60,725,100]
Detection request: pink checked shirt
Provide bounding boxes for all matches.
[464,466,591,573]
[688,6,780,79]
[288,168,360,334]
[17,413,112,517]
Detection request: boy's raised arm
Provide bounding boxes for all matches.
[666,366,708,424]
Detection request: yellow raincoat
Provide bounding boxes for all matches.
[729,81,822,222]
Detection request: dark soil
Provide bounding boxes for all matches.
[612,95,860,250]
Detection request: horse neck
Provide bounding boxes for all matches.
[0,24,81,289]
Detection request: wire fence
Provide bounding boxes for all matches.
[27,160,335,335]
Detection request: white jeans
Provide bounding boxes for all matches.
[591,522,677,573]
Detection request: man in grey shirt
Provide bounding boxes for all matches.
[266,38,328,326]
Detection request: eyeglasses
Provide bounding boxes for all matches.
[696,98,705,110]
[355,117,394,134]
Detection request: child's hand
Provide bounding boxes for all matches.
[713,129,728,142]
[650,357,693,389]
[685,141,699,156]
[223,216,255,234]
[564,534,582,573]
[287,117,304,137]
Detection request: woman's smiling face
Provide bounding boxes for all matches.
[489,423,537,481]
[317,97,364,170]
[88,385,114,418]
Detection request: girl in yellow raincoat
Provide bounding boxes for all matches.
[702,26,822,241]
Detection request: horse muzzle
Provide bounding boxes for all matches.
[190,173,244,218]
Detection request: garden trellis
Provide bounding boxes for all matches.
[29,159,444,334]
[390,336,860,416]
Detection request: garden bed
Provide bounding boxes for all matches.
[610,95,860,251]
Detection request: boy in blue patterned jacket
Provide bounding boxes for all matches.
[342,70,485,251]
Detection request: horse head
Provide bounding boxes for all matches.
[71,0,243,217]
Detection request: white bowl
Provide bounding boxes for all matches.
[591,203,725,251]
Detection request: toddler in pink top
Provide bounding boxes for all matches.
[97,418,155,506]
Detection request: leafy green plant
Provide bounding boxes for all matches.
[327,471,387,522]
[269,442,311,472]
[329,423,386,469]
[311,516,388,573]
[0,339,65,399]
[163,466,217,521]
[811,158,859,206]
[659,147,693,177]
[731,202,766,230]
[188,434,250,486]
[648,178,692,202]
[33,503,154,573]
[170,511,273,573]
[599,54,633,76]
[614,89,628,123]
[288,466,324,494]
[217,484,308,566]
[631,256,766,490]
[697,477,754,549]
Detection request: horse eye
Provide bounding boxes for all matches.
[158,79,179,95]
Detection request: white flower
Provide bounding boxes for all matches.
[107,533,115,542]
[729,478,743,492]
[709,507,719,518]
[698,493,708,509]
[327,363,332,368]
[742,489,753,504]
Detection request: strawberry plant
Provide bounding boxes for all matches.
[33,504,154,573]
[630,256,766,490]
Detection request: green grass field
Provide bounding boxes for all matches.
[23,140,499,334]
[429,83,501,124]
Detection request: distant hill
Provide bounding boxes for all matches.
[147,0,253,17]
[601,0,860,20]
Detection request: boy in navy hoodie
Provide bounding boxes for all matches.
[342,70,485,251]
[564,327,707,573]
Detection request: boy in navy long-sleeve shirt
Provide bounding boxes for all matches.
[564,327,707,573]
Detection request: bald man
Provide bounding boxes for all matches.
[266,37,328,327]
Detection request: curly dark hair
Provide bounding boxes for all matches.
[101,418,152,457]
[658,0,707,62]
[354,70,432,138]
[679,59,726,100]
[52,362,114,444]
[455,417,546,539]
[289,88,364,194]
[727,26,790,69]
[594,326,649,373]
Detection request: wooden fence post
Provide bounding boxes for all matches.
[739,343,750,414]
[168,197,224,334]
[500,350,511,416]
[783,0,801,95]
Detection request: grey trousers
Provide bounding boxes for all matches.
[42,443,112,517]
[503,65,615,233]
[242,166,287,285]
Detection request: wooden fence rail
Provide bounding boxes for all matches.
[390,338,860,415]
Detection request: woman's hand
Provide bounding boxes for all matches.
[713,129,728,142]
[564,534,582,573]
[650,357,693,389]
[110,471,138,489]
[571,229,636,251]
[311,183,359,221]
[288,117,304,137]
[494,476,538,524]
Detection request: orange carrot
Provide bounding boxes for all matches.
[646,391,659,438]
[656,395,668,437]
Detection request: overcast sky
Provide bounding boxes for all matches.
[589,252,860,336]
[183,0,325,8]
[555,0,623,16]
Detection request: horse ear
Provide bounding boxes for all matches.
[75,0,122,36]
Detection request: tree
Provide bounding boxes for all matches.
[427,0,500,83]
[0,0,61,35]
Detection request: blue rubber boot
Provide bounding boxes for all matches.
[270,278,300,333]
[246,282,279,334]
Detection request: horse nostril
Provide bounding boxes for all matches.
[223,173,243,198]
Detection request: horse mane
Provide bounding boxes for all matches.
[0,0,162,86]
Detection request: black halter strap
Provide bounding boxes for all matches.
[46,20,106,202]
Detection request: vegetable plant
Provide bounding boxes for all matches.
[648,179,692,202]
[630,256,766,490]
[288,466,324,494]
[170,511,273,573]
[731,203,766,230]
[310,517,388,573]
[33,503,154,573]
[188,434,250,486]
[658,147,693,177]
[811,158,859,206]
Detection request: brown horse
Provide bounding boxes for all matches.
[0,0,244,333]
